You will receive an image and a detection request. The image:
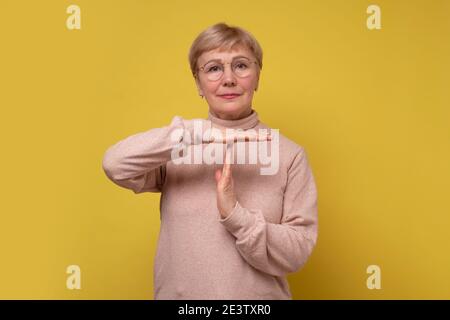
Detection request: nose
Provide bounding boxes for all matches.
[221,64,237,87]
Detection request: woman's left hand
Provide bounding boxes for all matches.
[215,145,237,219]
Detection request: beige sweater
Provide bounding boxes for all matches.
[102,110,318,299]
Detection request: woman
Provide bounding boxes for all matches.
[102,22,318,300]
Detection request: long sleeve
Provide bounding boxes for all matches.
[102,116,211,194]
[219,147,318,277]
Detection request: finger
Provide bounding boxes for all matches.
[224,143,232,165]
[224,160,232,180]
[222,162,228,182]
[258,134,272,141]
[227,144,234,174]
[220,134,271,144]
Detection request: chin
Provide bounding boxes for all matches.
[213,105,251,119]
[217,104,244,114]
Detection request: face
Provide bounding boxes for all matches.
[195,46,260,120]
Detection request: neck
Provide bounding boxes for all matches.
[208,107,252,121]
[207,108,259,130]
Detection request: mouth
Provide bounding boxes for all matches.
[218,94,241,100]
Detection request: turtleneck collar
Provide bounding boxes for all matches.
[207,109,259,130]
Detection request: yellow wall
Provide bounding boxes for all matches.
[1,0,449,299]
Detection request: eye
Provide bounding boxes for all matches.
[234,61,249,70]
[206,64,222,73]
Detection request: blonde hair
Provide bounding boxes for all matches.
[188,22,263,78]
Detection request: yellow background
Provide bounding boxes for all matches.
[0,0,449,299]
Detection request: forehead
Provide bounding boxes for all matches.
[198,46,254,65]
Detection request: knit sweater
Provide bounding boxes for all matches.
[102,109,318,300]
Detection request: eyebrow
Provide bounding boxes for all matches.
[202,55,251,66]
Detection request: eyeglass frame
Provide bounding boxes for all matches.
[194,57,260,81]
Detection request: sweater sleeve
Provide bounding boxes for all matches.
[218,147,318,277]
[102,116,211,194]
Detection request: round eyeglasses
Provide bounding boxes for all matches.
[196,58,259,81]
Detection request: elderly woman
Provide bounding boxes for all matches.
[102,22,318,300]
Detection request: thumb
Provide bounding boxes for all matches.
[215,168,222,184]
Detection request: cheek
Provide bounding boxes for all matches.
[238,78,257,93]
[204,82,220,95]
[241,74,258,88]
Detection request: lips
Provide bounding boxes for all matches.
[218,94,241,99]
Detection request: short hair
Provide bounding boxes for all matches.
[188,22,263,78]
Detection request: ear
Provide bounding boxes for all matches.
[254,71,261,92]
[194,76,204,96]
